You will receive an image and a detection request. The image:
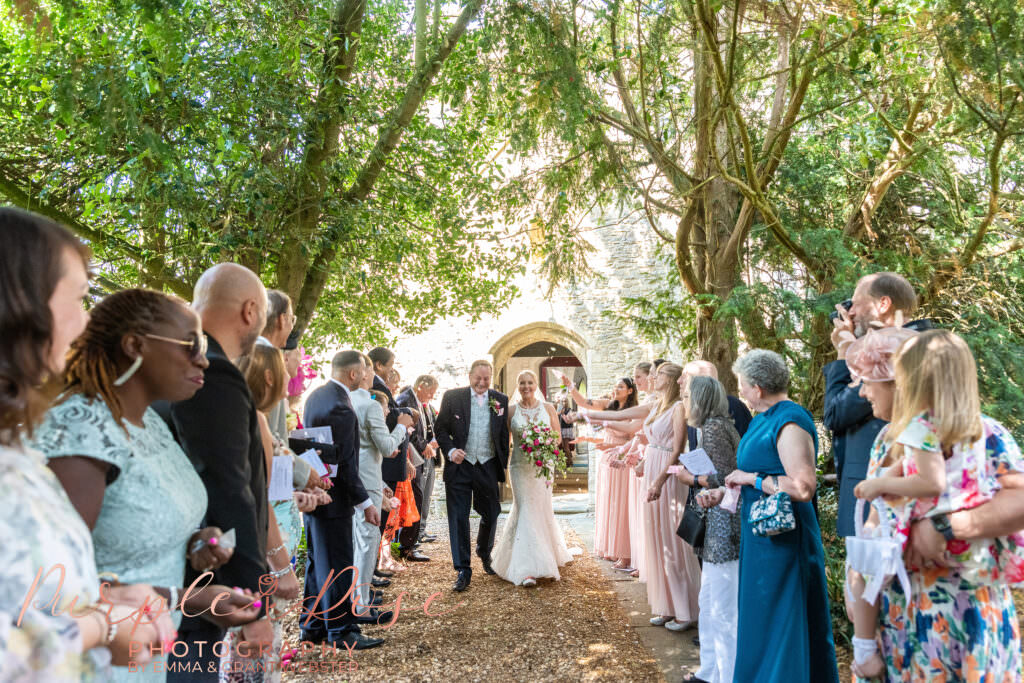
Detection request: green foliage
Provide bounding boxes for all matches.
[0,0,525,345]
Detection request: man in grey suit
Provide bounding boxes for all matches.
[349,355,412,619]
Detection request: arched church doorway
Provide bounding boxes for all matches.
[489,323,591,497]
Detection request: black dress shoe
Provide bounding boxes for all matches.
[355,608,394,625]
[374,568,394,578]
[691,636,700,647]
[300,631,326,645]
[370,594,383,606]
[402,550,431,562]
[419,533,437,543]
[371,577,391,588]
[480,557,496,575]
[334,632,384,650]
[453,571,470,592]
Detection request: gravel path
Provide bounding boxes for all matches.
[282,514,664,682]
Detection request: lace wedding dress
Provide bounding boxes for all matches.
[491,401,573,585]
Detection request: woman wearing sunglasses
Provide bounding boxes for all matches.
[32,288,259,683]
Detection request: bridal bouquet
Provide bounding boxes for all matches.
[520,422,567,481]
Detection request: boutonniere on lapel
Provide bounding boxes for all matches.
[489,397,504,417]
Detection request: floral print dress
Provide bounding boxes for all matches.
[857,416,1024,682]
[0,444,110,682]
[880,413,1017,580]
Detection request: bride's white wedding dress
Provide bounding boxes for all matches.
[492,400,573,586]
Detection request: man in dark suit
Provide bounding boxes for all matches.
[398,375,441,543]
[163,263,270,682]
[367,347,426,561]
[301,350,383,650]
[434,360,511,592]
[825,272,919,536]
[396,375,440,546]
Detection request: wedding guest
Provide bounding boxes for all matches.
[627,361,655,579]
[260,291,293,438]
[34,289,259,682]
[398,375,441,543]
[824,272,918,536]
[351,357,410,620]
[557,399,577,468]
[673,377,740,683]
[368,347,422,561]
[163,263,273,681]
[724,350,838,682]
[301,351,382,650]
[680,360,752,439]
[636,363,701,631]
[560,373,638,569]
[0,207,172,679]
[228,344,309,682]
[850,329,1024,681]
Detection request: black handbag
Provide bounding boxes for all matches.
[676,486,706,549]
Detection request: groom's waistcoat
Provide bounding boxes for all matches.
[465,395,495,466]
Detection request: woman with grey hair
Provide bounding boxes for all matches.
[672,376,740,683]
[723,350,838,682]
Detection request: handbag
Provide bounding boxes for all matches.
[676,486,706,549]
[845,498,911,605]
[748,477,796,537]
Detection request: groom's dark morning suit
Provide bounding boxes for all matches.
[434,387,510,576]
[301,380,370,642]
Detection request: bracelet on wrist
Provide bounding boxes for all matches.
[269,565,291,578]
[266,543,287,559]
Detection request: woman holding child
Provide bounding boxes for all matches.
[847,328,1024,681]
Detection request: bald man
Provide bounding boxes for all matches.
[680,360,752,447]
[164,263,271,682]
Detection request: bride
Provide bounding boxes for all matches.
[492,370,573,587]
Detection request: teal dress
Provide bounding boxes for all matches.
[33,395,207,683]
[734,400,838,682]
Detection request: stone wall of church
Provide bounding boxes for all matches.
[392,206,679,399]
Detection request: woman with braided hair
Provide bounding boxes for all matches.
[1,208,177,681]
[32,288,260,682]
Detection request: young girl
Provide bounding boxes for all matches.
[846,328,1022,677]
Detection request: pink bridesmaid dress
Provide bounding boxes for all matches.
[594,428,630,559]
[627,438,648,581]
[641,402,701,620]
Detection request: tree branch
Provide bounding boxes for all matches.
[0,171,192,298]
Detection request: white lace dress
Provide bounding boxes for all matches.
[491,402,573,585]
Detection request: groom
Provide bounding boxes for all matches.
[434,359,510,592]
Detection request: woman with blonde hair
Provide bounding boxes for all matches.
[587,363,701,631]
[232,344,313,682]
[492,370,573,587]
[850,329,1024,681]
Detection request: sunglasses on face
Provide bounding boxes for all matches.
[144,333,208,361]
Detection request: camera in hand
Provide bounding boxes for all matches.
[828,299,853,322]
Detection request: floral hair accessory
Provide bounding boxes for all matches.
[846,326,919,383]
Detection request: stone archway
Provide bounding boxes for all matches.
[489,322,592,498]
[489,322,589,384]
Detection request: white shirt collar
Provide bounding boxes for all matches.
[330,378,352,397]
[256,336,275,348]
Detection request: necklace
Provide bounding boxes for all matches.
[519,400,543,416]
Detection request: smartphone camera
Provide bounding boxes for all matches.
[829,299,853,322]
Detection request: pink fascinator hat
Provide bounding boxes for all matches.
[846,326,919,383]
